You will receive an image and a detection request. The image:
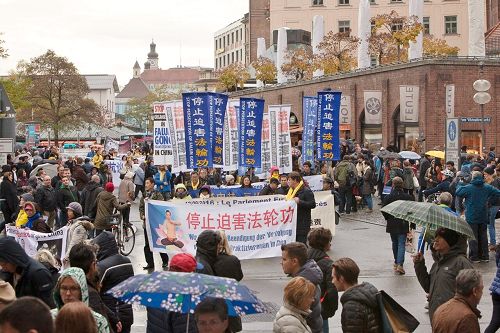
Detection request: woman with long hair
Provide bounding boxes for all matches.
[55,301,98,333]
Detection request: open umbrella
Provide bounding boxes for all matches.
[381,200,474,239]
[107,271,266,316]
[399,151,421,160]
[425,150,445,159]
[377,150,401,159]
[30,163,59,178]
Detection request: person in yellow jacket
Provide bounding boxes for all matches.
[92,148,104,168]
[15,193,34,227]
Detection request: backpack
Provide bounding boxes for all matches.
[336,164,349,186]
[348,170,358,187]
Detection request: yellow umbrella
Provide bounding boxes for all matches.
[425,150,445,159]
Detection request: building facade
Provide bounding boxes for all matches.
[83,75,119,125]
[231,58,500,153]
[269,0,477,56]
[214,17,248,70]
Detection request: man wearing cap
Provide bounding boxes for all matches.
[146,253,198,333]
[94,182,130,234]
[118,171,135,226]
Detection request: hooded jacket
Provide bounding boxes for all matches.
[292,259,323,333]
[92,232,134,329]
[94,191,128,230]
[414,237,473,320]
[0,237,54,307]
[51,267,110,333]
[81,181,103,218]
[307,248,338,319]
[340,282,381,333]
[64,217,94,264]
[195,230,220,276]
[273,302,312,333]
[455,176,500,224]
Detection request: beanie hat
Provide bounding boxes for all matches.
[169,253,198,273]
[21,193,35,203]
[199,185,211,195]
[66,202,83,217]
[435,227,459,247]
[0,281,15,304]
[175,183,187,192]
[105,182,114,192]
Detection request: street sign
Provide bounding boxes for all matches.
[461,117,491,123]
[0,138,14,153]
[445,118,460,168]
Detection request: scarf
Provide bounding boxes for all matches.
[26,212,42,229]
[191,179,199,190]
[286,180,303,200]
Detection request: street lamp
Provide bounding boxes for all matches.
[473,62,491,153]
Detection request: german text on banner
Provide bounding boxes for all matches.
[145,196,297,260]
[363,90,383,124]
[183,93,212,169]
[261,108,272,174]
[6,226,69,263]
[302,97,317,165]
[239,98,264,167]
[317,91,341,161]
[271,104,293,173]
[399,86,419,122]
[310,191,336,236]
[153,103,174,166]
[209,93,228,167]
[223,99,239,171]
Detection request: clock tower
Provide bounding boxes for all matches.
[147,40,159,70]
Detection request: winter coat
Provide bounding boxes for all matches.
[146,308,197,333]
[340,282,381,333]
[455,176,500,224]
[488,178,500,206]
[195,230,219,276]
[293,186,316,239]
[259,185,278,196]
[27,214,52,233]
[432,296,481,333]
[94,191,128,230]
[65,217,94,263]
[414,237,473,320]
[92,232,135,330]
[0,178,19,221]
[382,188,414,234]
[0,238,54,308]
[81,181,103,218]
[213,253,243,281]
[489,250,500,296]
[57,185,78,210]
[34,185,57,212]
[292,259,323,333]
[277,185,290,195]
[139,190,164,222]
[273,303,312,333]
[154,170,172,194]
[423,179,451,197]
[73,165,89,191]
[360,167,374,195]
[418,157,431,186]
[402,167,415,190]
[118,178,135,203]
[51,267,110,333]
[134,167,145,186]
[307,248,338,319]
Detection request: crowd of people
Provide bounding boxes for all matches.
[0,141,498,332]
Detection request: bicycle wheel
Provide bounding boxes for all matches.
[119,224,136,256]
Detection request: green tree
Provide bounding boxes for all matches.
[423,35,460,56]
[0,33,8,59]
[316,31,359,74]
[252,57,277,86]
[281,47,315,81]
[216,62,250,92]
[0,72,31,111]
[18,50,100,145]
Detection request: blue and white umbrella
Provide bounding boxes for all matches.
[399,151,421,160]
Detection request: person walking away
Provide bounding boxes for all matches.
[418,154,432,202]
[382,177,414,275]
[0,238,54,307]
[92,231,134,333]
[280,242,323,333]
[413,227,473,321]
[332,257,381,333]
[133,162,146,199]
[57,176,79,228]
[334,155,356,214]
[485,245,500,333]
[402,160,415,196]
[51,267,110,333]
[360,159,374,212]
[306,228,338,332]
[56,301,98,333]
[455,171,500,262]
[73,157,89,195]
[273,277,314,333]
[140,178,169,270]
[94,182,130,235]
[432,269,483,333]
[0,170,18,225]
[195,230,221,276]
[80,175,103,220]
[483,166,500,252]
[286,172,316,244]
[154,165,172,200]
[118,172,135,226]
[0,296,54,333]
[64,202,93,268]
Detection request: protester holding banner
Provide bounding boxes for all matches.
[23,201,51,233]
[277,174,290,195]
[286,172,316,244]
[153,165,172,200]
[259,178,280,196]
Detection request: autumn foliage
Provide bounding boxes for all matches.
[216,62,250,92]
[316,31,359,74]
[252,57,277,86]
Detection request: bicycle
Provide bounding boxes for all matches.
[109,213,136,256]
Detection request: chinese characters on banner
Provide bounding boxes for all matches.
[261,108,272,175]
[222,99,239,171]
[153,103,174,166]
[183,93,212,169]
[271,105,293,173]
[209,94,228,167]
[317,91,341,161]
[164,100,190,173]
[145,196,297,259]
[239,98,264,167]
[301,97,318,165]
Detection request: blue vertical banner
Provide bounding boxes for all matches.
[301,96,318,165]
[209,93,228,167]
[239,97,264,167]
[317,91,341,161]
[183,92,212,168]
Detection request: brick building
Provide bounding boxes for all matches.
[230,57,500,153]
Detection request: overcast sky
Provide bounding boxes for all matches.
[0,0,248,87]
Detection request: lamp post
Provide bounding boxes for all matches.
[473,62,491,154]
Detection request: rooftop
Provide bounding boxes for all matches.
[83,75,119,93]
[140,67,201,85]
[115,77,149,99]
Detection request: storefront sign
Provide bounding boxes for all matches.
[445,85,455,118]
[399,86,419,122]
[445,118,460,167]
[340,95,351,126]
[461,117,491,123]
[363,90,382,124]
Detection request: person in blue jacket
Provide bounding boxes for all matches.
[456,171,500,263]
[154,165,172,200]
[485,246,500,333]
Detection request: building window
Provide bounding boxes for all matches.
[370,0,376,3]
[232,52,234,63]
[391,20,403,31]
[223,36,226,47]
[423,17,430,34]
[390,0,403,2]
[445,15,457,34]
[338,20,351,34]
[338,0,349,4]
[236,50,239,62]
[236,30,239,42]
[370,55,378,67]
[231,32,234,44]
[312,0,323,5]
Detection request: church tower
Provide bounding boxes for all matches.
[133,60,141,78]
[147,40,159,70]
